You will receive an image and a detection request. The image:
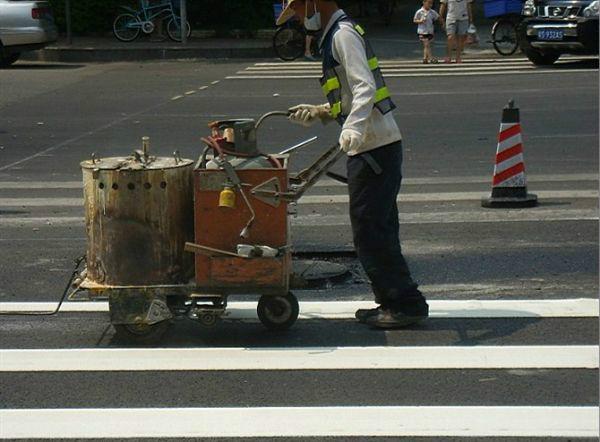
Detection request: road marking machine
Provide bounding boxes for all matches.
[66,111,344,342]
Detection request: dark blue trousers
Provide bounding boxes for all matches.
[347,140,426,312]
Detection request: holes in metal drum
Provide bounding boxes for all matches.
[127,183,135,190]
[160,181,167,189]
[112,183,119,190]
[144,182,152,190]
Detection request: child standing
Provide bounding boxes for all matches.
[414,0,444,64]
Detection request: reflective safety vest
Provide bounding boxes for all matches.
[319,15,396,125]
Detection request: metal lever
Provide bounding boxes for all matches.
[251,143,344,203]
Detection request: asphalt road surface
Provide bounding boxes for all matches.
[0,55,598,440]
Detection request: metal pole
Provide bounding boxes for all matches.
[180,0,187,45]
[65,0,72,45]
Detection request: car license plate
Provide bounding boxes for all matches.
[538,29,564,40]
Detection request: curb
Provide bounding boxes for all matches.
[21,46,275,63]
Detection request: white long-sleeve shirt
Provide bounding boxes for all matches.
[320,10,402,156]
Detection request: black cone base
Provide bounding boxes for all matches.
[481,193,538,208]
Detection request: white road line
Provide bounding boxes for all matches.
[171,95,184,100]
[239,65,541,74]
[1,174,596,190]
[184,90,196,95]
[299,190,598,204]
[1,346,597,371]
[0,190,596,207]
[198,85,208,90]
[314,173,599,187]
[1,208,597,227]
[1,299,597,317]
[2,406,598,439]
[211,80,220,85]
[245,61,535,70]
[253,55,597,66]
[292,209,599,226]
[226,69,598,80]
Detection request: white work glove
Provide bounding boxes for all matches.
[288,104,331,127]
[339,128,364,153]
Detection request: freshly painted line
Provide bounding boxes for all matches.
[253,56,596,66]
[313,173,599,187]
[1,208,597,227]
[1,346,597,372]
[1,190,596,207]
[1,173,595,190]
[1,406,598,438]
[300,190,598,204]
[184,90,196,95]
[239,65,540,75]
[245,61,535,70]
[226,69,598,80]
[291,209,599,226]
[171,95,184,100]
[1,299,597,317]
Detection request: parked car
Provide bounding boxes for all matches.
[0,0,58,67]
[518,0,599,65]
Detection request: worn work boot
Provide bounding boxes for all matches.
[355,306,382,323]
[365,302,429,329]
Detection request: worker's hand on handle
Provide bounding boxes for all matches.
[288,104,332,127]
[339,128,364,154]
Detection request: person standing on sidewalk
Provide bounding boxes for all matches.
[439,0,474,63]
[414,0,444,64]
[276,0,429,329]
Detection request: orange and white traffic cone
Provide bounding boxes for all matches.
[482,100,537,208]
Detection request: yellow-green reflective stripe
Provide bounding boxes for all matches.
[375,87,391,103]
[354,24,365,35]
[330,102,342,117]
[321,77,340,95]
[368,57,379,70]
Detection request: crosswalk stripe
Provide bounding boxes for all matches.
[0,173,596,190]
[2,299,597,317]
[245,61,535,70]
[1,346,597,371]
[0,190,596,207]
[227,69,598,79]
[253,55,597,66]
[1,406,598,438]
[1,208,597,227]
[239,65,540,74]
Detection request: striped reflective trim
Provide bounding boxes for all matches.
[321,76,340,95]
[330,102,342,118]
[375,86,391,102]
[354,24,365,35]
[368,57,379,70]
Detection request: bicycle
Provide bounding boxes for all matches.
[113,0,191,43]
[484,0,523,56]
[272,3,319,62]
[273,20,320,61]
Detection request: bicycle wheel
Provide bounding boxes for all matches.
[492,18,519,56]
[113,13,141,42]
[273,26,305,61]
[166,18,191,42]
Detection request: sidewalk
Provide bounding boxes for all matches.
[22,22,498,63]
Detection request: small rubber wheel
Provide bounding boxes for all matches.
[113,320,170,344]
[257,292,299,331]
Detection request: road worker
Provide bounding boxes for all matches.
[276,0,429,328]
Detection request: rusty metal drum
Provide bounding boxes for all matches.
[81,150,194,286]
